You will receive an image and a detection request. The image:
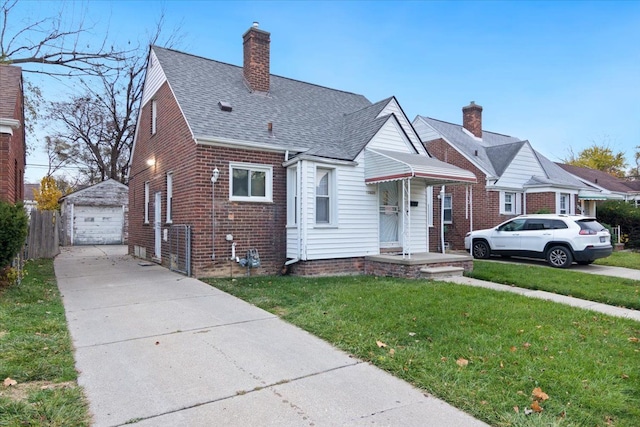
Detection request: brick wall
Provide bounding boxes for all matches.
[425,138,563,249]
[129,81,287,278]
[0,71,25,204]
[289,257,365,276]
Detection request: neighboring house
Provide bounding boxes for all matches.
[23,182,39,217]
[59,179,129,245]
[0,65,26,204]
[413,102,587,250]
[128,24,476,278]
[557,163,640,215]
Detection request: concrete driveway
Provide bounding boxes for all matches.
[55,246,487,427]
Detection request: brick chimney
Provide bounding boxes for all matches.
[462,101,483,138]
[243,22,270,93]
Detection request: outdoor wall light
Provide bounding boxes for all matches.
[211,168,220,183]
[146,158,156,167]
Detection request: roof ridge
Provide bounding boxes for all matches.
[419,115,518,139]
[152,45,367,99]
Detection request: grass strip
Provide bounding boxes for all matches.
[206,275,640,427]
[468,260,640,310]
[594,250,640,270]
[0,259,90,427]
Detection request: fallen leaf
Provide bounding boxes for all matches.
[513,406,519,413]
[532,387,549,401]
[456,358,469,367]
[510,346,517,352]
[389,348,395,355]
[531,400,544,413]
[481,400,488,405]
[376,340,387,348]
[621,373,629,379]
[628,337,639,343]
[3,377,17,387]
[499,361,504,368]
[523,342,531,349]
[440,357,447,362]
[408,332,416,336]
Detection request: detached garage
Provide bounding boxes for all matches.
[60,179,129,245]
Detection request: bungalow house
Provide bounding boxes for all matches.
[128,24,476,278]
[557,163,640,215]
[0,65,26,204]
[413,102,588,250]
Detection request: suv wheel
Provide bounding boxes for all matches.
[546,246,572,268]
[472,240,491,259]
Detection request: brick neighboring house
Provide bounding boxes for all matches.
[128,24,476,278]
[0,65,25,204]
[557,163,640,215]
[413,102,588,250]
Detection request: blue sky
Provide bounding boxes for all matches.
[14,1,640,182]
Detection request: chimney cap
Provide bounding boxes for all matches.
[252,21,259,28]
[463,101,483,111]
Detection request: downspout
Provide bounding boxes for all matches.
[211,168,220,259]
[440,185,445,254]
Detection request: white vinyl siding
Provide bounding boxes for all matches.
[229,162,273,202]
[413,117,442,144]
[367,119,417,154]
[377,98,425,153]
[144,181,150,224]
[141,50,167,106]
[494,143,544,188]
[287,167,297,226]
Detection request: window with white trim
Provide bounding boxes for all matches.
[151,99,157,135]
[287,167,297,225]
[229,163,273,202]
[166,172,173,223]
[559,193,570,214]
[443,193,452,224]
[315,167,335,224]
[500,191,522,215]
[144,181,150,224]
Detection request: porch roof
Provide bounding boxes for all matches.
[364,149,476,185]
[578,190,625,201]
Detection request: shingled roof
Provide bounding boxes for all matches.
[415,115,584,188]
[0,65,22,120]
[152,46,381,161]
[557,163,640,194]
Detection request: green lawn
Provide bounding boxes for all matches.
[594,250,640,270]
[206,275,640,427]
[0,259,90,427]
[468,260,640,310]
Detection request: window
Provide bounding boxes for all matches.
[559,193,570,214]
[500,191,522,215]
[287,167,297,225]
[316,168,331,223]
[443,193,452,224]
[166,172,173,223]
[229,163,272,202]
[144,181,150,224]
[151,99,157,135]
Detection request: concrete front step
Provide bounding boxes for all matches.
[420,266,465,280]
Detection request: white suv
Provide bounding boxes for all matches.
[464,214,612,268]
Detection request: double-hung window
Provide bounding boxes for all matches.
[229,163,272,202]
[166,172,173,223]
[150,99,157,135]
[144,181,150,224]
[315,167,335,225]
[500,191,522,215]
[443,193,452,224]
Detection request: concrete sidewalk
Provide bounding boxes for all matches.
[55,246,487,427]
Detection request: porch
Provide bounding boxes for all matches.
[365,251,473,280]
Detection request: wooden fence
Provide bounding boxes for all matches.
[26,210,60,259]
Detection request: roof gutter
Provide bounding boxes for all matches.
[196,135,310,154]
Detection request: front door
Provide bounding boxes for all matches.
[154,192,162,260]
[379,181,401,249]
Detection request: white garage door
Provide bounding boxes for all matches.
[73,205,124,245]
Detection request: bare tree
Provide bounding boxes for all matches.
[45,14,181,184]
[0,0,126,76]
